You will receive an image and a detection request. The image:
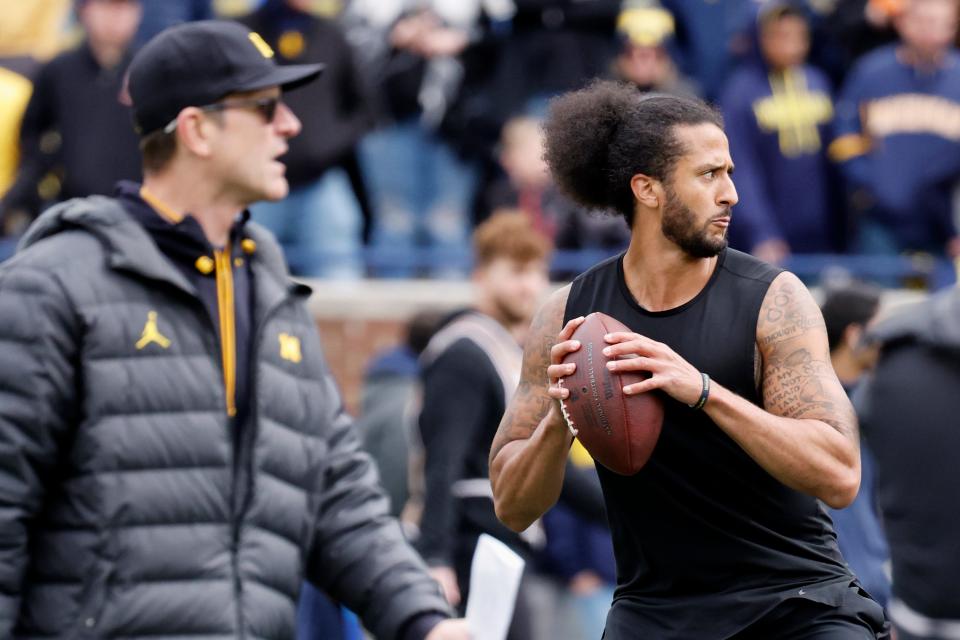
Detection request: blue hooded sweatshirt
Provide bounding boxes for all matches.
[721,3,839,253]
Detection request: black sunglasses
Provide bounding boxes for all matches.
[162,96,282,134]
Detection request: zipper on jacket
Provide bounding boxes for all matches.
[213,244,237,418]
[232,527,245,639]
[229,282,303,638]
[214,242,243,636]
[233,289,293,528]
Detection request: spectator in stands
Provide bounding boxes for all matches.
[820,282,891,610]
[0,20,469,640]
[858,285,960,639]
[613,2,698,97]
[0,0,72,61]
[417,212,551,636]
[354,2,485,278]
[356,310,444,522]
[0,0,73,238]
[0,66,31,259]
[722,1,839,264]
[0,0,143,228]
[240,0,374,279]
[831,0,960,267]
[807,0,899,87]
[658,0,757,100]
[487,0,621,118]
[134,0,213,47]
[0,68,32,206]
[478,116,629,272]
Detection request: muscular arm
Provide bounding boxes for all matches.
[489,286,575,531]
[705,272,860,507]
[605,271,860,508]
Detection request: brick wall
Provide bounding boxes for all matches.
[306,279,474,416]
[314,317,408,416]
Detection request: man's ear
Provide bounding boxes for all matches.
[175,107,216,158]
[630,173,662,210]
[844,323,864,351]
[471,263,487,286]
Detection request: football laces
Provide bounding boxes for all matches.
[556,378,579,436]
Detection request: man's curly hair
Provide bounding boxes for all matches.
[543,80,722,227]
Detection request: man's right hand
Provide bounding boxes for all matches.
[546,315,586,409]
[425,618,472,639]
[429,565,461,606]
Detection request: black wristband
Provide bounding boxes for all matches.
[689,372,710,410]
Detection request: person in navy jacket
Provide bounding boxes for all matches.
[721,2,840,264]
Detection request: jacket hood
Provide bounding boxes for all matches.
[744,0,810,70]
[19,195,140,251]
[17,195,294,292]
[871,287,960,354]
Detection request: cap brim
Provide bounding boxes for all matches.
[238,63,324,94]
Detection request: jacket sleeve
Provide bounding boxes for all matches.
[305,369,451,640]
[416,341,490,567]
[0,264,79,634]
[830,62,873,193]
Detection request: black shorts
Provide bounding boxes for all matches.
[730,584,890,640]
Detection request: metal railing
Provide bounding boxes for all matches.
[2,239,954,289]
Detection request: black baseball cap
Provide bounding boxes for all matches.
[127,20,323,135]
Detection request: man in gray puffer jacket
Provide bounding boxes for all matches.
[856,286,960,640]
[0,20,468,640]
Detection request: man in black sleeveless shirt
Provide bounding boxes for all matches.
[488,81,888,639]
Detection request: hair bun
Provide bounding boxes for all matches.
[544,80,636,211]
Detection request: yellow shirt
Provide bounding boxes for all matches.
[0,67,33,199]
[0,0,72,60]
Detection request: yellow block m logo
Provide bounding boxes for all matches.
[278,333,302,363]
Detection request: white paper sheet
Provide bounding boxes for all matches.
[465,534,526,640]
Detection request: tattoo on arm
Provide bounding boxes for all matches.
[758,274,857,440]
[490,287,569,463]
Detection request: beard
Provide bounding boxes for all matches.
[660,185,729,258]
[492,294,535,327]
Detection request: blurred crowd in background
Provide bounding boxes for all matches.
[3,0,960,287]
[2,1,960,639]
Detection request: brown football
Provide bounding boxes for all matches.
[559,312,664,475]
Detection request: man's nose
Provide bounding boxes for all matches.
[719,173,739,208]
[275,101,301,138]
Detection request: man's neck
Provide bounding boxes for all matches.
[141,173,244,248]
[474,302,529,346]
[621,227,719,312]
[899,45,947,72]
[830,350,862,389]
[87,40,126,71]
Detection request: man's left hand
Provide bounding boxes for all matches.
[602,332,703,406]
[425,619,472,639]
[946,235,960,259]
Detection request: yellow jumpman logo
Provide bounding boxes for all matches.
[136,311,171,350]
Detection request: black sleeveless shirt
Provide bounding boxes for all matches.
[564,249,854,639]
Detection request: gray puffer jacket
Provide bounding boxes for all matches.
[0,197,450,639]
